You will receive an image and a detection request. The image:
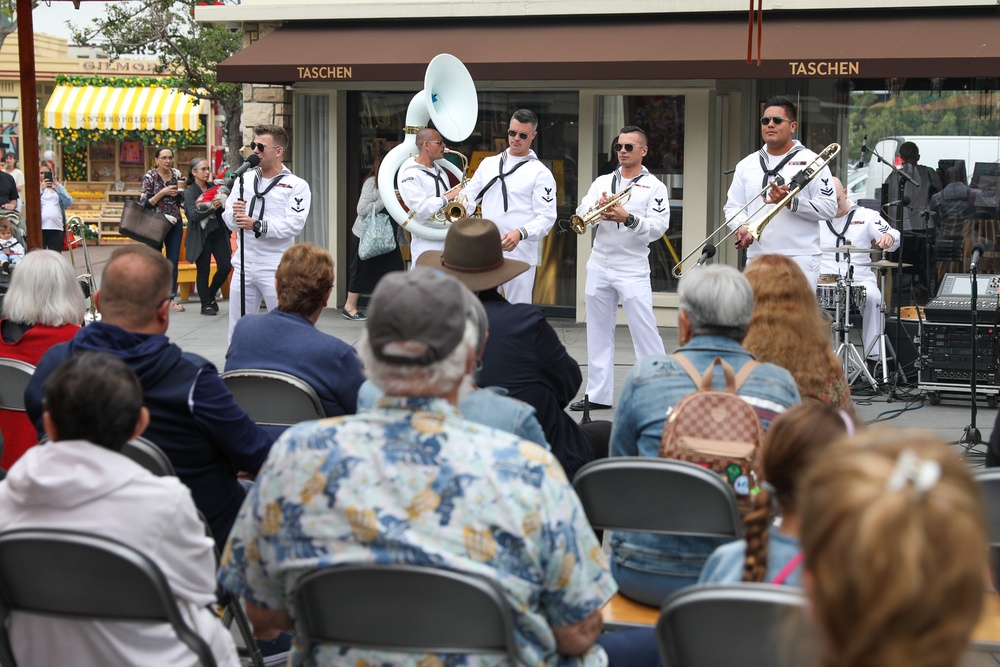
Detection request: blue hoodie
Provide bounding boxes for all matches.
[25,322,274,551]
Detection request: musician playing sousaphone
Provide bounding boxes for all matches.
[397,128,466,266]
[570,125,670,412]
[725,96,838,289]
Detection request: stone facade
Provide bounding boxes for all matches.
[239,22,293,156]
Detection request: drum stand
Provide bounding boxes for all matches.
[865,263,896,385]
[834,265,879,392]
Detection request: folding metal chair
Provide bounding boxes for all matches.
[220,369,325,427]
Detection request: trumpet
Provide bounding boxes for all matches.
[672,143,841,278]
[433,149,470,223]
[570,186,633,235]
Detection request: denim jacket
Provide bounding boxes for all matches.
[356,380,550,449]
[608,335,800,582]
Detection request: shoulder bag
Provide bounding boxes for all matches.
[119,200,174,249]
[358,207,396,260]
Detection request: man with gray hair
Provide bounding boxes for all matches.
[607,264,800,607]
[462,109,557,303]
[219,267,618,667]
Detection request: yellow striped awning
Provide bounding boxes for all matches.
[43,85,203,132]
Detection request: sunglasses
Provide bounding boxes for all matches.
[759,116,791,126]
[613,143,641,152]
[250,142,271,152]
[507,129,530,140]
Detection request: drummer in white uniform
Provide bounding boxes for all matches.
[819,177,899,363]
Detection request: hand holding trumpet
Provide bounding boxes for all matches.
[599,192,629,224]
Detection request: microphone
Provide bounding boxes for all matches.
[861,135,869,155]
[885,196,911,206]
[970,242,986,271]
[229,153,261,183]
[695,243,717,267]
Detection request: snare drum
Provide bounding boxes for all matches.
[815,284,866,312]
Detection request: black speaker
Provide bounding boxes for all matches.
[885,317,921,384]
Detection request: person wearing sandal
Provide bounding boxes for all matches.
[183,158,232,317]
[139,147,186,312]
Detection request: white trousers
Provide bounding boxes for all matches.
[584,262,665,406]
[747,252,821,291]
[500,266,537,305]
[228,264,278,342]
[859,280,884,361]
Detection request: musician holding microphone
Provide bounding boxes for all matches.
[570,125,669,412]
[397,128,465,266]
[726,96,837,289]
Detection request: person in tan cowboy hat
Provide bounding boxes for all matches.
[418,217,609,478]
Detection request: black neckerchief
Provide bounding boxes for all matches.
[420,167,448,196]
[824,209,857,263]
[758,147,802,188]
[246,169,287,224]
[474,152,533,212]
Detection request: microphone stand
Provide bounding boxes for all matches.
[238,173,246,318]
[870,146,918,401]
[960,257,984,460]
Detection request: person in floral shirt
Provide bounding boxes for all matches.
[219,268,618,667]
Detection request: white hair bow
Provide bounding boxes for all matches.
[886,449,941,494]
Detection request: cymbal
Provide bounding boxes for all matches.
[856,259,913,269]
[820,244,877,254]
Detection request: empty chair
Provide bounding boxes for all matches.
[0,359,34,413]
[293,564,525,664]
[657,583,810,667]
[0,528,218,667]
[220,369,325,427]
[121,436,177,477]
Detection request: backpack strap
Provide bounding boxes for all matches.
[770,552,803,585]
[732,359,761,391]
[672,354,737,392]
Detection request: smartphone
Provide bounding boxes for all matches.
[43,171,52,183]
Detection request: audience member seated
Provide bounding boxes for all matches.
[609,264,800,606]
[698,403,854,586]
[226,243,365,432]
[417,218,607,479]
[0,249,84,469]
[799,430,987,667]
[742,253,855,414]
[218,268,619,666]
[356,290,549,448]
[24,245,273,552]
[0,352,239,666]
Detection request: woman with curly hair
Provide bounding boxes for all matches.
[698,402,855,585]
[800,430,987,667]
[742,253,854,415]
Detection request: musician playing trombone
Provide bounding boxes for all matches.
[397,128,465,265]
[725,96,837,289]
[570,125,670,412]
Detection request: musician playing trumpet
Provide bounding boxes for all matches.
[725,96,837,289]
[570,125,670,412]
[397,128,465,265]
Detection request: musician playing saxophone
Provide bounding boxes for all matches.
[725,96,837,289]
[397,128,465,265]
[570,125,670,412]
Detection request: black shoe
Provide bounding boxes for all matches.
[208,300,219,313]
[200,303,217,316]
[570,399,611,411]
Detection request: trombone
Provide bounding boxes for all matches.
[672,143,841,278]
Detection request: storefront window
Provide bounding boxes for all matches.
[0,96,19,160]
[352,90,580,312]
[593,94,685,293]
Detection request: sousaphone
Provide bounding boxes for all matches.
[377,54,478,241]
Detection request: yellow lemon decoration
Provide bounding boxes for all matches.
[407,486,441,520]
[261,502,282,536]
[347,507,379,542]
[463,526,497,562]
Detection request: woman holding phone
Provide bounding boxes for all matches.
[38,163,73,253]
[139,147,186,311]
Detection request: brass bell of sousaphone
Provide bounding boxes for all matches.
[377,54,479,241]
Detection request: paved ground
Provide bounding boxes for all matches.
[71,241,997,465]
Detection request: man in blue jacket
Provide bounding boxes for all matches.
[25,245,273,551]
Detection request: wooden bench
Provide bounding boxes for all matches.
[601,593,658,629]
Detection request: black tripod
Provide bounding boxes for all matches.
[960,243,988,461]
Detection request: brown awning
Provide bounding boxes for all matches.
[218,12,1000,84]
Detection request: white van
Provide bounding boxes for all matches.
[864,135,1000,199]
